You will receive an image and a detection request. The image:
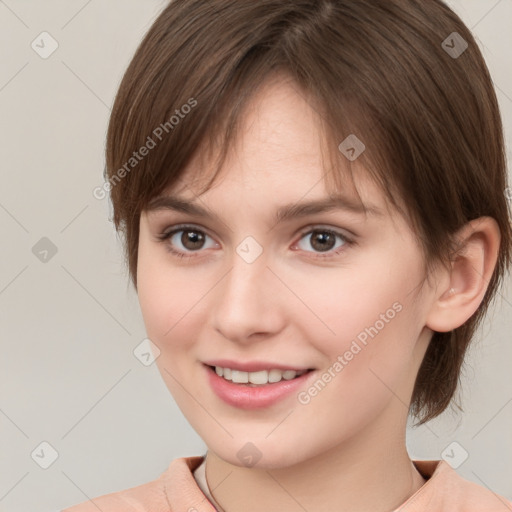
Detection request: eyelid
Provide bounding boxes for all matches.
[157,223,220,248]
[295,223,355,240]
[159,222,210,238]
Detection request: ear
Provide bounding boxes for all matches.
[425,216,501,333]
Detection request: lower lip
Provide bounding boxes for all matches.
[204,364,315,409]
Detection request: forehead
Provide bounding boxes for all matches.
[163,74,392,217]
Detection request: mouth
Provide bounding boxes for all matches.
[205,364,315,387]
[204,362,317,409]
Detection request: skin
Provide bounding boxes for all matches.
[136,74,500,512]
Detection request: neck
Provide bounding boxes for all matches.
[204,409,426,512]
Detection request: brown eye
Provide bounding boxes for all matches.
[295,228,351,258]
[309,231,337,252]
[157,225,218,259]
[180,230,205,250]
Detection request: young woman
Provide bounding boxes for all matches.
[65,0,512,510]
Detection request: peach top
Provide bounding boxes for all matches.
[62,455,512,511]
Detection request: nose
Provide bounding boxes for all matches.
[211,245,286,344]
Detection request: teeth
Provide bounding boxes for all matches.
[268,369,282,383]
[231,370,249,383]
[213,366,308,385]
[249,370,269,385]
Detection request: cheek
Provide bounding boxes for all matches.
[136,244,202,350]
[290,253,423,393]
[292,265,412,350]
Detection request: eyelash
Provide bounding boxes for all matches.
[156,224,354,260]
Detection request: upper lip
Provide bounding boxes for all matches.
[203,359,313,372]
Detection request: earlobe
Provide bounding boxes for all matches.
[425,217,501,333]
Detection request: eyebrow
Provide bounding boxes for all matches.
[146,194,383,226]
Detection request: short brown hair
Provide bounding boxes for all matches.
[104,0,512,425]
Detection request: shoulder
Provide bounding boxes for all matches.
[61,456,205,512]
[409,460,512,511]
[61,474,167,512]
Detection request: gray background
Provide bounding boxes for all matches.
[0,1,511,511]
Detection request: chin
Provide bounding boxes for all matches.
[209,437,310,470]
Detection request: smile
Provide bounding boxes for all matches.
[211,365,310,386]
[203,363,316,409]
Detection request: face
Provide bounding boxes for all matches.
[137,75,437,469]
